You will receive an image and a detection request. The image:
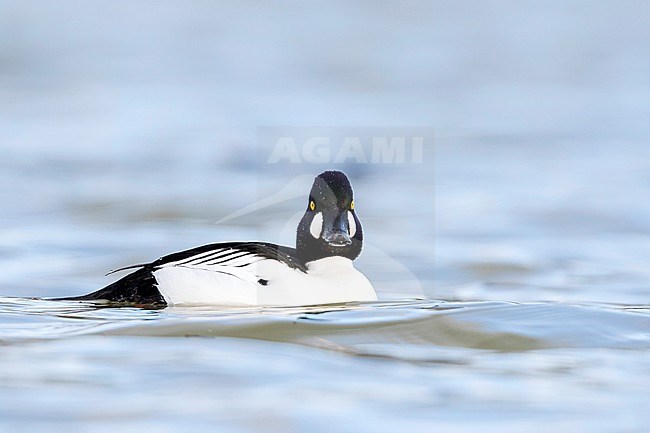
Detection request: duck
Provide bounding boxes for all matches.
[61,170,378,307]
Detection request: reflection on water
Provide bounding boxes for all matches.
[3,297,649,352]
[0,297,648,433]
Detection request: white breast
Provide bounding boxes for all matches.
[152,256,377,306]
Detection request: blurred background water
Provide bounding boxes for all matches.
[1,1,649,432]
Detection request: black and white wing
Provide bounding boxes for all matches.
[61,242,305,306]
[150,241,304,271]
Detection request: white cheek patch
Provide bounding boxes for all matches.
[348,211,357,237]
[310,212,323,238]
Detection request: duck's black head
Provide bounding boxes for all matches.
[296,170,363,264]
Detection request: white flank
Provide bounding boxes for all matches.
[153,266,258,306]
[153,255,377,306]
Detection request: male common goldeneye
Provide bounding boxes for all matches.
[63,170,377,306]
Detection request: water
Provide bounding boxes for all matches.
[0,298,648,432]
[1,1,650,432]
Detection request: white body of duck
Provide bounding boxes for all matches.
[154,255,376,306]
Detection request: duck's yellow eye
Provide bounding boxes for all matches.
[350,200,355,210]
[309,200,316,211]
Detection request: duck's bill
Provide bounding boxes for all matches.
[321,210,353,247]
[324,230,352,247]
